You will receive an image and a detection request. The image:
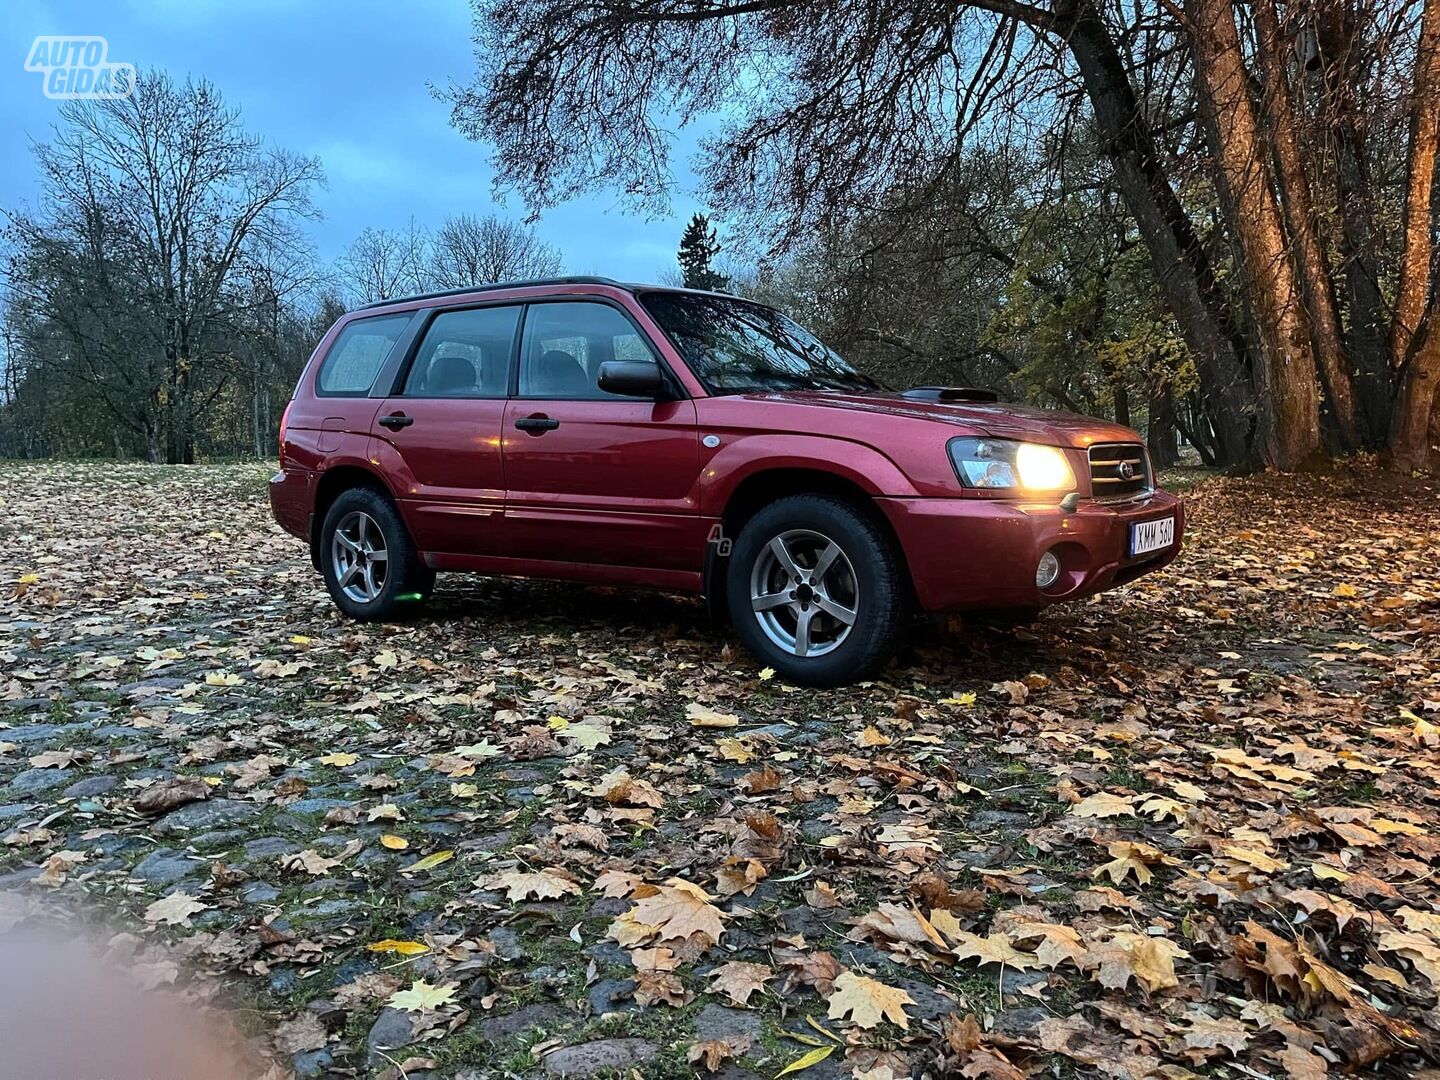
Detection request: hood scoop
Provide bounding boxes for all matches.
[900,386,1001,404]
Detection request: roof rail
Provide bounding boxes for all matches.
[355,276,630,310]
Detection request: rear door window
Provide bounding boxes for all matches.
[316,314,411,395]
[402,306,521,397]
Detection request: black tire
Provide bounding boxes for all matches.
[726,495,907,686]
[319,487,433,620]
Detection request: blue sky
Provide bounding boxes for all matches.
[4,0,709,283]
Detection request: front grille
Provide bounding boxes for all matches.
[1088,443,1151,500]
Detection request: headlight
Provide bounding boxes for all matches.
[948,438,1075,491]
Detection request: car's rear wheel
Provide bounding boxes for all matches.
[320,487,432,620]
[727,495,906,686]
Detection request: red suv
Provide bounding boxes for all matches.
[271,277,1183,685]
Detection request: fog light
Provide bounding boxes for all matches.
[1036,549,1061,590]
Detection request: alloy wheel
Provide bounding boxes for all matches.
[749,528,858,657]
[331,510,388,604]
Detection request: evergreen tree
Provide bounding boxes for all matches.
[677,213,729,292]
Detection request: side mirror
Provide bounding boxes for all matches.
[598,360,664,398]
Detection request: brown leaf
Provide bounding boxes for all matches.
[628,880,728,945]
[483,867,582,902]
[708,961,773,1006]
[274,1011,329,1054]
[132,777,211,816]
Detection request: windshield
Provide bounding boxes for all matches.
[639,292,886,395]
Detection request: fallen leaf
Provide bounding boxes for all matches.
[687,702,741,728]
[775,1045,836,1076]
[367,939,430,956]
[825,971,914,1030]
[144,892,210,927]
[398,849,454,875]
[708,961,773,1006]
[484,866,580,900]
[386,980,457,1012]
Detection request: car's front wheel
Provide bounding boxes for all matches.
[726,495,907,686]
[320,487,433,620]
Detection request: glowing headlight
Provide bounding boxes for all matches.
[1015,443,1075,490]
[948,438,1075,492]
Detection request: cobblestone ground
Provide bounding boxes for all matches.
[1,461,1438,1078]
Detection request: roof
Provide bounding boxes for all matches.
[354,276,744,311]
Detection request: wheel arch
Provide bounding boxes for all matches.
[309,465,398,569]
[704,467,912,623]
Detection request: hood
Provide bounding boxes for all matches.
[732,391,1141,448]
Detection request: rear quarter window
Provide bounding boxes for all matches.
[316,314,411,396]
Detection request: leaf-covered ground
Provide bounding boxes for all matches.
[2,461,1439,1079]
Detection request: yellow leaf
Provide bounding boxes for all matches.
[775,1046,836,1076]
[319,752,358,767]
[401,850,454,874]
[686,702,741,728]
[367,939,429,956]
[18,573,39,585]
[450,782,479,798]
[386,980,457,1012]
[368,803,404,822]
[716,738,755,764]
[1372,818,1424,836]
[629,879,728,944]
[289,635,312,645]
[1311,863,1350,882]
[380,834,409,850]
[483,866,581,900]
[758,667,776,681]
[1069,792,1134,818]
[547,716,570,731]
[1222,844,1287,873]
[939,691,977,707]
[951,931,1040,969]
[1333,583,1358,597]
[855,726,891,747]
[825,971,914,1030]
[1137,795,1186,823]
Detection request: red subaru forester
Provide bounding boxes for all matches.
[270,277,1184,685]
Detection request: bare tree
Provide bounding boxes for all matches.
[6,71,321,463]
[430,212,563,287]
[336,218,433,303]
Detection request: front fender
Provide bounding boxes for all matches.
[697,433,921,516]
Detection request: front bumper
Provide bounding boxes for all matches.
[878,490,1185,612]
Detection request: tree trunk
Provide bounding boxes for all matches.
[1316,0,1391,445]
[1148,377,1179,467]
[1430,388,1440,470]
[1388,0,1440,471]
[1252,0,1358,451]
[1058,0,1257,467]
[1185,0,1323,470]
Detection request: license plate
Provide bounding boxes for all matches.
[1129,516,1175,557]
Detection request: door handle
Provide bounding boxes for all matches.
[515,415,560,434]
[378,412,413,430]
